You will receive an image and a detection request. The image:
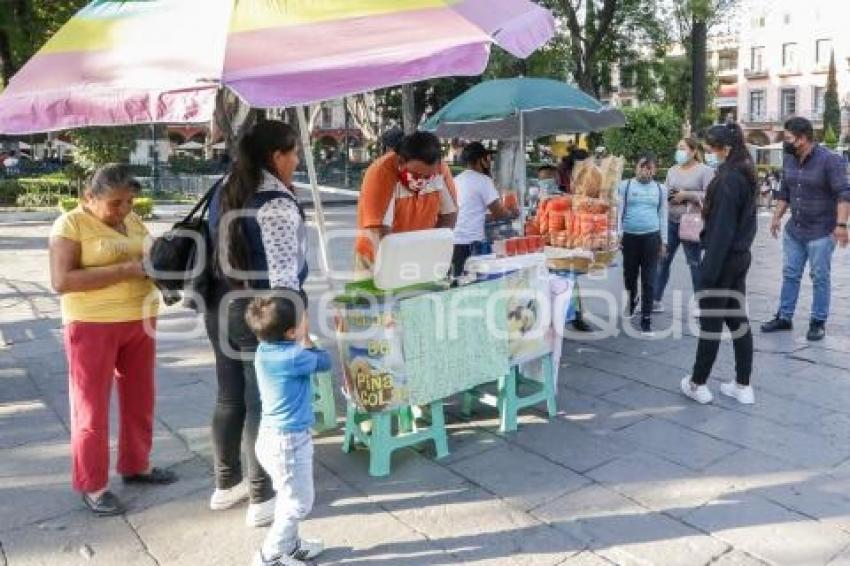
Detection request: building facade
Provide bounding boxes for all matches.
[738,0,850,144]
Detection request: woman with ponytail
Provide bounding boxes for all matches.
[203,120,307,527]
[681,123,759,406]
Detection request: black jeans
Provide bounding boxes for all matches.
[692,251,753,386]
[451,241,489,278]
[621,232,661,319]
[204,289,273,503]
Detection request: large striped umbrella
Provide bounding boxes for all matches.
[0,0,555,134]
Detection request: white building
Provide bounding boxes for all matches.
[738,0,850,144]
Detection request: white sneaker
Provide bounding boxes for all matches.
[680,376,713,404]
[209,482,249,511]
[290,538,325,561]
[720,381,755,405]
[652,301,665,313]
[246,497,276,528]
[252,550,304,566]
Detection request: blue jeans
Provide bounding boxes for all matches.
[779,231,836,322]
[654,221,701,301]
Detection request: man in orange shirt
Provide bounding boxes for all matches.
[355,131,458,276]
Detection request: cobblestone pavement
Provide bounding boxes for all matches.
[2,208,850,565]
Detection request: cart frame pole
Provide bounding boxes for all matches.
[297,105,331,278]
[518,109,527,229]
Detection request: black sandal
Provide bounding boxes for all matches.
[82,490,125,517]
[122,467,178,485]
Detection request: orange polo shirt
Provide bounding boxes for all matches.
[354,152,457,272]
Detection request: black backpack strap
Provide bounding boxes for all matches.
[182,175,225,223]
[622,179,632,219]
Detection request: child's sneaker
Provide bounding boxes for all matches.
[290,538,325,561]
[252,551,304,566]
[720,381,755,405]
[246,497,276,527]
[209,482,248,511]
[680,376,713,404]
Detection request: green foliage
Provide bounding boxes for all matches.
[0,180,24,205]
[167,155,218,175]
[57,197,154,218]
[0,0,89,84]
[824,126,839,149]
[58,197,79,213]
[68,126,144,168]
[603,105,683,166]
[824,52,841,141]
[132,197,154,218]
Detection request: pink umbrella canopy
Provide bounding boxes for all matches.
[0,0,555,134]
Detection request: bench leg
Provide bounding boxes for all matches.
[498,368,519,433]
[312,371,337,432]
[368,412,393,477]
[429,401,449,459]
[543,355,557,418]
[342,402,357,453]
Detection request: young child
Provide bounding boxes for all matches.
[245,294,332,566]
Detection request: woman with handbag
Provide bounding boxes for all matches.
[681,123,758,405]
[653,138,715,313]
[49,164,177,516]
[204,120,309,527]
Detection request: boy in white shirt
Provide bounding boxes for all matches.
[451,142,517,276]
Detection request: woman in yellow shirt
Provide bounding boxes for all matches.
[49,164,176,517]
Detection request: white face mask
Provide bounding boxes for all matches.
[705,152,723,169]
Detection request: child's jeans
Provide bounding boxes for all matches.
[255,428,314,559]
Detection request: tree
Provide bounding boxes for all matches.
[823,51,841,143]
[0,1,88,87]
[602,105,683,166]
[545,0,668,97]
[69,126,145,169]
[670,0,740,129]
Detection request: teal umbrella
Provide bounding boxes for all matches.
[423,77,624,138]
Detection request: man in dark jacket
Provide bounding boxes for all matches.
[762,117,850,341]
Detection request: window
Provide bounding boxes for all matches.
[816,39,832,66]
[782,43,798,68]
[719,53,737,73]
[781,88,797,118]
[750,47,765,71]
[752,14,766,28]
[749,90,766,118]
[783,13,791,25]
[321,107,332,128]
[813,87,826,115]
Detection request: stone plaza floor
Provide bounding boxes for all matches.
[2,207,850,565]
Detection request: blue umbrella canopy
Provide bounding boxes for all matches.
[423,77,625,138]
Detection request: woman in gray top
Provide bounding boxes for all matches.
[653,137,715,311]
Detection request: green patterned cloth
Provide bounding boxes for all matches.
[400,278,511,405]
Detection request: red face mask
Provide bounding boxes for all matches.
[399,168,436,192]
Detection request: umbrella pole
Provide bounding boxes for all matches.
[296,106,331,279]
[518,109,527,229]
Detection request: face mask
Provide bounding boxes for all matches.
[705,152,722,169]
[783,140,798,156]
[674,149,690,166]
[538,178,558,193]
[400,169,435,192]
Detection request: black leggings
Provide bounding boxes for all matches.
[204,292,273,504]
[692,251,753,386]
[621,232,661,319]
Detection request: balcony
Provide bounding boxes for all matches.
[744,67,769,79]
[777,65,802,77]
[742,113,777,125]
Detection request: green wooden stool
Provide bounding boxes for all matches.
[342,400,449,477]
[462,354,556,433]
[311,370,337,433]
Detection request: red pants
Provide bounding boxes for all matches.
[64,319,156,493]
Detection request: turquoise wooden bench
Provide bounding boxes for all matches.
[462,353,556,433]
[342,400,449,477]
[311,370,337,433]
